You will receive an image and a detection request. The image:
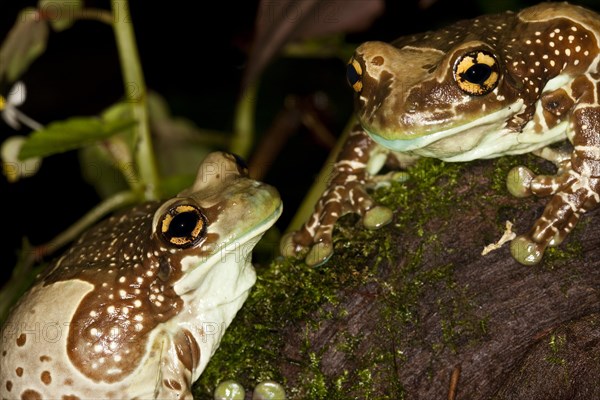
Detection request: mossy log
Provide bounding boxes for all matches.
[195,155,600,399]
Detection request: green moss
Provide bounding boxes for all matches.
[543,240,584,268]
[194,155,585,398]
[379,239,487,358]
[374,158,465,227]
[193,235,382,398]
[545,333,567,368]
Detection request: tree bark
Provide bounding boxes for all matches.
[196,156,600,399]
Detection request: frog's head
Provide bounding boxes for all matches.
[344,13,551,159]
[346,37,525,155]
[155,151,282,296]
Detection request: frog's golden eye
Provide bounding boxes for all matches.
[346,58,363,93]
[454,50,499,96]
[159,204,206,248]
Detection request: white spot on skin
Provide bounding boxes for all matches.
[94,344,103,353]
[565,49,571,56]
[107,305,115,314]
[134,300,142,308]
[135,323,143,332]
[90,328,99,337]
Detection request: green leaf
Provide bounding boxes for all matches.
[0,8,49,84]
[38,0,83,31]
[19,116,137,159]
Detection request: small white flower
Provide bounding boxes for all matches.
[1,136,41,182]
[0,81,43,130]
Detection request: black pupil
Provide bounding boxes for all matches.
[346,63,360,86]
[465,63,492,84]
[169,211,199,238]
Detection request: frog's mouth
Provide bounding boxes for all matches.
[366,99,567,161]
[368,101,524,152]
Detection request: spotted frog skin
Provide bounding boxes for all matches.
[1,152,282,399]
[282,2,600,266]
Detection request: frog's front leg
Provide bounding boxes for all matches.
[281,125,411,266]
[149,329,198,399]
[508,106,600,265]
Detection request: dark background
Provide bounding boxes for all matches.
[2,0,600,286]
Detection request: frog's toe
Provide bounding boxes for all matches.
[305,241,334,267]
[214,380,245,400]
[280,231,307,258]
[252,381,287,400]
[280,225,335,266]
[507,166,535,198]
[510,235,546,265]
[363,205,394,229]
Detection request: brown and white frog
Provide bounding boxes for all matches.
[1,152,282,399]
[282,2,600,267]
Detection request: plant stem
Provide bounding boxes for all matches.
[72,8,114,25]
[231,81,257,159]
[34,190,140,259]
[110,0,159,200]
